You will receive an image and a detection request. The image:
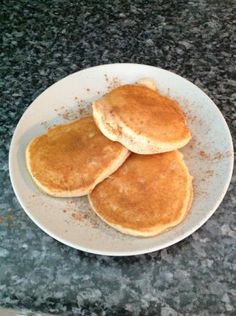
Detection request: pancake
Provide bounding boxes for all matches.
[89,151,193,237]
[26,116,129,197]
[93,81,191,154]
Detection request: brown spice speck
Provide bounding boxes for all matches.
[79,108,87,115]
[65,199,100,229]
[200,170,215,182]
[104,74,109,82]
[199,151,228,161]
[88,216,99,229]
[189,136,201,148]
[193,182,208,198]
[107,77,122,91]
[199,151,209,159]
[72,212,88,221]
[58,109,80,121]
[206,170,214,177]
[212,152,225,161]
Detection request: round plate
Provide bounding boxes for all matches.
[9,64,234,256]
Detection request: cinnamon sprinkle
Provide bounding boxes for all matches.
[199,150,209,159]
[72,212,88,221]
[206,170,214,177]
[104,74,122,91]
[71,210,99,229]
[199,151,229,161]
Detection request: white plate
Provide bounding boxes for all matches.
[9,64,234,256]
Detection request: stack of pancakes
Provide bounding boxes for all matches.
[26,79,193,237]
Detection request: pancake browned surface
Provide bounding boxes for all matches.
[26,116,129,197]
[93,83,191,154]
[89,151,193,237]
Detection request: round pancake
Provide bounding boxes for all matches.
[26,116,129,197]
[89,151,193,237]
[93,83,191,154]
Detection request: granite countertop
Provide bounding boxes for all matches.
[1,0,236,315]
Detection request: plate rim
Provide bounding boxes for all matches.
[9,63,234,256]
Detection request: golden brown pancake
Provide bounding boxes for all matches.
[26,116,129,197]
[89,151,193,237]
[93,83,191,154]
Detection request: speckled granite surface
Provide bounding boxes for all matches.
[0,0,236,315]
